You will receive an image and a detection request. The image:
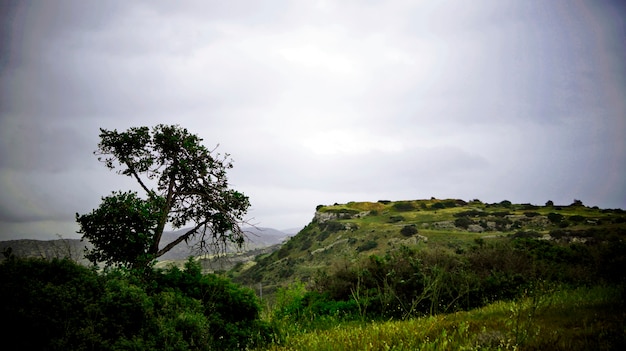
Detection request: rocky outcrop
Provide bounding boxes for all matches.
[314,210,370,223]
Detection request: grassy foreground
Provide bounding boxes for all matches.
[260,285,625,351]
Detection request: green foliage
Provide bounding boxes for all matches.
[319,220,345,233]
[547,212,564,224]
[454,210,487,218]
[388,215,405,223]
[454,217,472,229]
[356,240,378,252]
[431,202,446,210]
[499,200,512,208]
[393,201,415,211]
[77,124,250,269]
[0,258,104,350]
[77,191,161,269]
[400,224,418,237]
[0,257,271,350]
[262,285,625,351]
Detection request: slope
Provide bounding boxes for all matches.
[232,198,626,293]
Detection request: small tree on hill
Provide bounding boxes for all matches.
[76,125,250,269]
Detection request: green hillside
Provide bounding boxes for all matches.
[232,198,625,294]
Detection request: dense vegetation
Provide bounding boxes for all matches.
[0,256,270,350]
[2,199,625,349]
[234,199,626,349]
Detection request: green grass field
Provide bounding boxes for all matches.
[259,285,625,350]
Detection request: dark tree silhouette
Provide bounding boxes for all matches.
[76,125,250,269]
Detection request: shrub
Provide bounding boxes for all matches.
[400,224,418,237]
[356,241,378,252]
[318,231,330,241]
[570,199,584,207]
[431,202,446,210]
[454,210,486,218]
[442,200,458,208]
[547,212,564,224]
[389,215,405,223]
[321,221,345,233]
[393,201,415,211]
[301,239,312,251]
[454,217,472,229]
[511,231,542,239]
[154,259,271,349]
[0,258,105,350]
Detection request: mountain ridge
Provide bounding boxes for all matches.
[0,226,293,264]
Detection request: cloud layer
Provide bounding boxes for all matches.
[1,0,625,240]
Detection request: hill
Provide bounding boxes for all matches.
[0,226,292,270]
[232,198,626,292]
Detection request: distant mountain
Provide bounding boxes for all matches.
[0,227,291,264]
[281,227,304,235]
[0,239,92,264]
[157,227,291,260]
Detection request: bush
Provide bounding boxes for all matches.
[511,231,542,239]
[356,241,378,252]
[0,258,105,350]
[389,215,405,223]
[0,257,271,351]
[547,212,564,224]
[321,221,345,233]
[454,217,472,229]
[318,231,330,241]
[431,202,446,210]
[393,202,415,211]
[400,224,418,237]
[442,200,458,208]
[454,210,486,218]
[153,259,271,349]
[301,239,312,251]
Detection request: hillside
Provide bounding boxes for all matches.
[232,198,626,292]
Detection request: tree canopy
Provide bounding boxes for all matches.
[76,125,250,269]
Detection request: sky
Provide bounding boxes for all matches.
[1,0,625,241]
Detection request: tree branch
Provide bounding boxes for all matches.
[151,175,176,255]
[123,158,155,198]
[155,222,205,258]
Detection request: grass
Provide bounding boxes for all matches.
[258,284,625,350]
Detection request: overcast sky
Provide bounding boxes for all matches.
[1,0,625,241]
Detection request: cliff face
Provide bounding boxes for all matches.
[313,209,371,223]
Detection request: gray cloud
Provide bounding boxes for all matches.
[1,0,625,240]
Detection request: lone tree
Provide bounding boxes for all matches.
[76,125,250,269]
